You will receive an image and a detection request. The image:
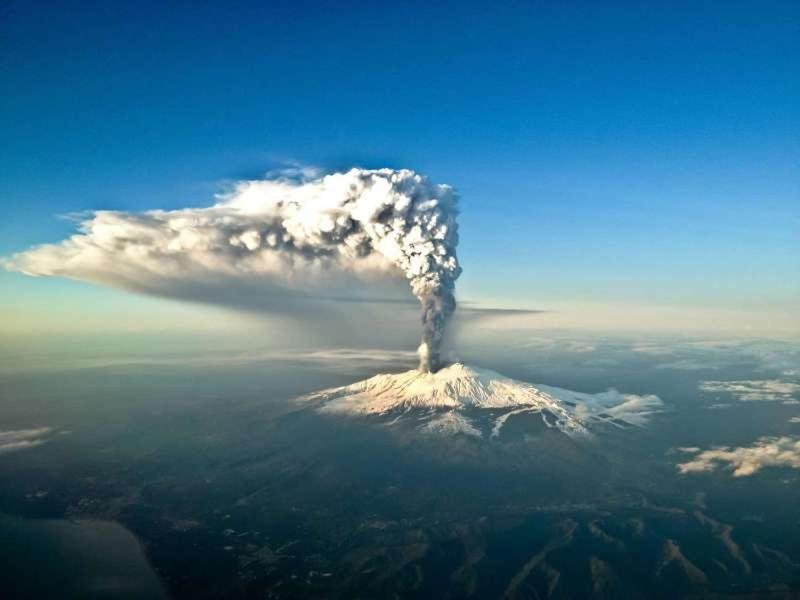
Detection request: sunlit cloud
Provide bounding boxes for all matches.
[699,380,800,402]
[0,427,52,454]
[677,437,800,477]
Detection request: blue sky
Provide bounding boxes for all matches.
[1,1,798,337]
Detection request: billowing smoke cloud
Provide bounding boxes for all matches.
[4,169,461,372]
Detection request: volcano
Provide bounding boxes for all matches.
[300,363,663,438]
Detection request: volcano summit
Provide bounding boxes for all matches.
[301,363,663,438]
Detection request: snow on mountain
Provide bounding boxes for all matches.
[300,363,663,438]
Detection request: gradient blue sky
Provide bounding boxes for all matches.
[1,1,798,337]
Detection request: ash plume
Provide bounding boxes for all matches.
[4,168,461,372]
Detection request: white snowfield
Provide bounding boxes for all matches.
[300,363,663,438]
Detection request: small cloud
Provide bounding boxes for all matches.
[684,340,747,350]
[563,341,596,353]
[789,417,800,424]
[0,427,52,455]
[295,348,417,365]
[264,164,323,182]
[699,380,800,402]
[631,344,675,356]
[656,359,718,371]
[519,337,559,349]
[677,437,800,477]
[516,337,595,353]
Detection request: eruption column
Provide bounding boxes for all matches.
[4,168,462,371]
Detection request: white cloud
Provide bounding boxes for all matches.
[563,341,596,353]
[295,348,417,365]
[517,336,597,352]
[699,380,800,402]
[677,437,800,477]
[789,417,800,424]
[0,427,52,454]
[656,359,719,371]
[631,343,675,355]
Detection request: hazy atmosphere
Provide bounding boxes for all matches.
[1,1,798,599]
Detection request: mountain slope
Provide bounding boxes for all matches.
[300,363,663,437]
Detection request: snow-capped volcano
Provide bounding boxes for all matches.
[300,363,663,438]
